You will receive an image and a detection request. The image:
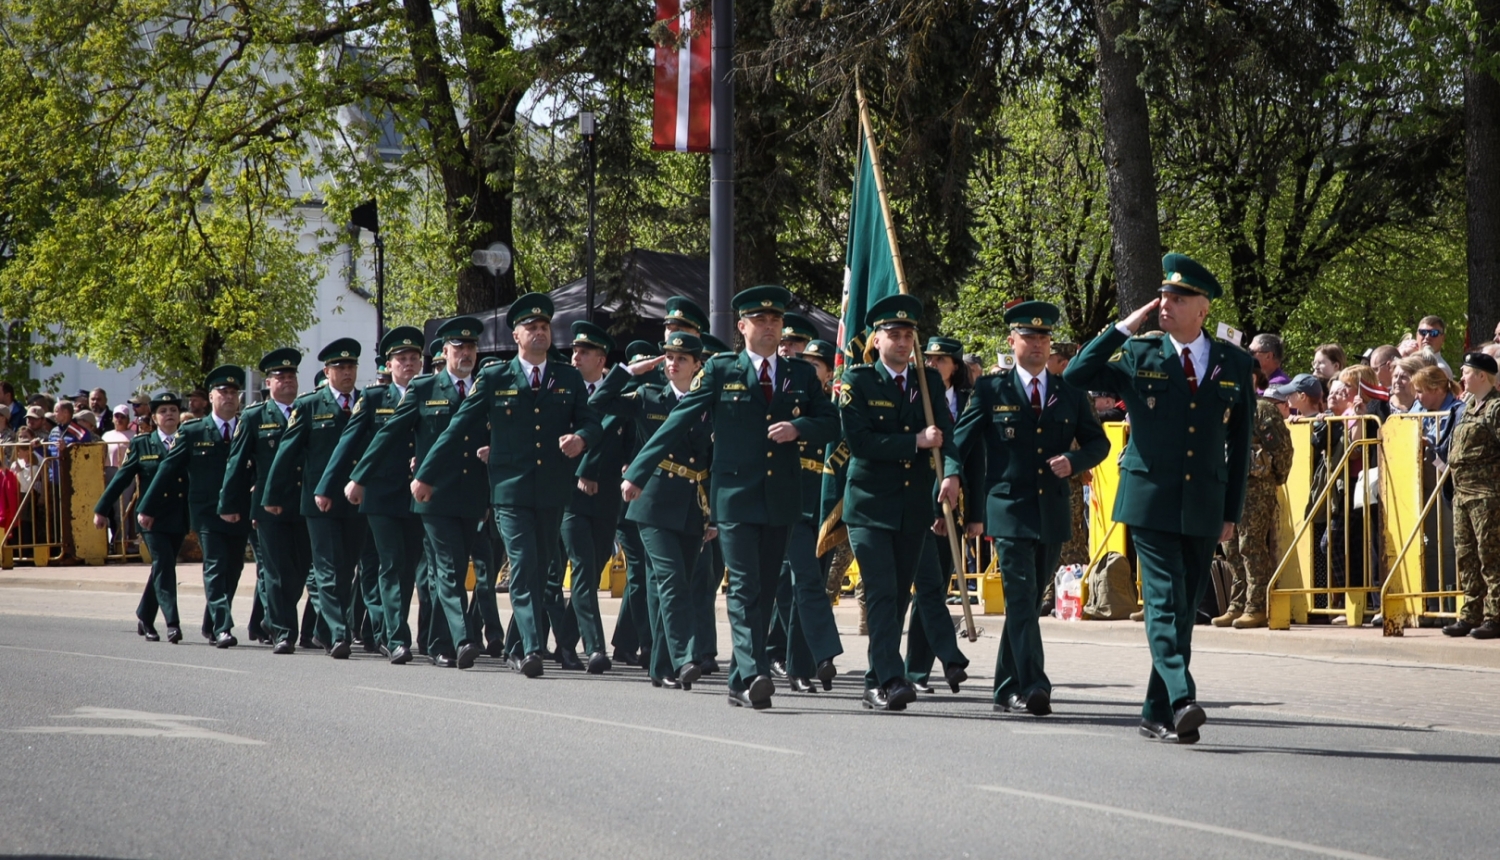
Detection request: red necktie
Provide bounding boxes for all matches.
[531,367,542,390]
[339,394,350,415]
[1030,378,1042,414]
[1182,347,1198,394]
[759,360,773,403]
[456,379,466,399]
[894,373,905,398]
[222,421,231,442]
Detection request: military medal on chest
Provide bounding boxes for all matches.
[1005,426,1015,439]
[1146,396,1156,409]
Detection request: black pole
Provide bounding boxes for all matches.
[374,233,386,345]
[709,0,734,340]
[584,129,597,322]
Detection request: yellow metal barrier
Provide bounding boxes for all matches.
[1378,411,1462,633]
[0,441,67,568]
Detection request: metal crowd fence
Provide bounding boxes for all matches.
[0,440,116,568]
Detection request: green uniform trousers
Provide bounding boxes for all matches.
[691,537,724,662]
[256,519,312,646]
[422,514,484,656]
[991,537,1059,703]
[638,524,704,679]
[138,531,185,628]
[496,505,563,657]
[353,522,383,645]
[610,522,651,658]
[469,517,505,651]
[368,514,424,650]
[904,535,970,684]
[559,509,613,656]
[779,519,842,677]
[846,525,924,689]
[1133,527,1216,724]
[200,529,248,637]
[306,516,366,646]
[718,522,792,692]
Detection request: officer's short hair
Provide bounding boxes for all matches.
[1419,315,1446,333]
[1249,333,1283,361]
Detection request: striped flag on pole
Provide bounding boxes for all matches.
[652,0,712,153]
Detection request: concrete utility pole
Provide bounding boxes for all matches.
[708,0,734,341]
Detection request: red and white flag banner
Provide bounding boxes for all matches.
[652,0,712,153]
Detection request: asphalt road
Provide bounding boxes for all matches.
[2,606,1498,860]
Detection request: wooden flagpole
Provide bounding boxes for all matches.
[855,79,977,642]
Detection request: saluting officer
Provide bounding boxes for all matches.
[839,295,961,711]
[94,392,187,643]
[555,321,628,674]
[219,349,312,654]
[594,332,716,688]
[950,303,1109,716]
[138,366,251,648]
[1065,254,1254,744]
[325,326,426,663]
[625,285,840,710]
[355,317,490,668]
[416,297,603,678]
[264,339,367,659]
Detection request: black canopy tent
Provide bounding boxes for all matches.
[423,249,838,361]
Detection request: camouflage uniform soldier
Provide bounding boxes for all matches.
[1443,352,1500,639]
[1214,395,1293,629]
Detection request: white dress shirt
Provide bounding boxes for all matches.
[1169,332,1211,383]
[746,349,776,390]
[1016,365,1049,407]
[447,370,475,397]
[517,357,546,389]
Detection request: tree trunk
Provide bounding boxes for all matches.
[1467,0,1500,347]
[1094,0,1162,315]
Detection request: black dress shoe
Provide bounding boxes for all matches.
[378,644,391,658]
[679,662,703,690]
[555,649,585,671]
[507,654,523,673]
[652,676,682,689]
[912,681,935,695]
[586,652,611,674]
[519,653,545,678]
[769,659,788,680]
[430,653,456,668]
[700,657,720,675]
[862,687,890,710]
[299,637,316,650]
[884,681,917,711]
[727,688,772,710]
[272,639,296,655]
[1471,620,1500,640]
[165,627,183,644]
[328,639,352,660]
[611,650,637,666]
[944,664,968,694]
[214,632,237,649]
[486,640,506,659]
[143,625,160,643]
[1172,702,1206,736]
[1444,619,1477,637]
[137,618,160,641]
[815,659,837,691]
[390,645,413,665]
[1003,689,1052,716]
[747,674,775,707]
[457,643,481,670]
[790,677,817,693]
[136,619,147,637]
[1139,720,1181,742]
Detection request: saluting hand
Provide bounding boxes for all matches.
[916,426,944,449]
[411,479,434,503]
[559,434,585,458]
[344,482,363,505]
[621,480,642,502]
[1120,298,1161,335]
[627,355,667,376]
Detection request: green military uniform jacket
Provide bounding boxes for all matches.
[838,362,959,533]
[219,398,300,524]
[319,383,413,518]
[625,352,840,526]
[138,416,252,536]
[592,365,712,534]
[419,360,600,509]
[264,386,362,519]
[95,431,186,535]
[354,372,487,519]
[570,376,632,522]
[949,369,1109,542]
[1064,326,1254,538]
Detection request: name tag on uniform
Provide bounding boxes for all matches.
[313,413,335,420]
[194,441,214,448]
[723,383,748,391]
[425,400,449,406]
[554,387,569,394]
[259,423,280,430]
[141,455,160,461]
[375,408,395,415]
[870,399,894,408]
[1136,371,1168,379]
[1219,380,1236,387]
[995,405,1020,412]
[647,413,669,421]
[496,389,518,396]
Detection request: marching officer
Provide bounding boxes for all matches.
[94,392,186,643]
[415,297,602,678]
[625,285,840,710]
[137,366,251,648]
[609,340,659,667]
[264,339,367,659]
[950,303,1109,715]
[326,326,426,663]
[219,349,313,654]
[557,321,628,674]
[355,317,490,668]
[838,295,961,711]
[1065,254,1254,744]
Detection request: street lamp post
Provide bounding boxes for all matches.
[350,200,384,343]
[580,111,597,323]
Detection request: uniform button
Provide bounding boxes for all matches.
[506,409,512,415]
[1185,474,1192,481]
[904,426,910,431]
[767,470,773,476]
[537,459,542,464]
[1187,450,1194,457]
[464,435,469,441]
[536,442,541,447]
[1038,488,1044,495]
[1188,427,1196,434]
[463,452,469,457]
[534,408,540,414]
[904,463,911,469]
[535,425,541,430]
[1190,403,1197,409]
[1037,448,1043,454]
[766,414,773,421]
[688,458,695,464]
[903,481,910,487]
[1038,468,1044,474]
[462,469,467,474]
[1036,428,1042,434]
[766,451,773,458]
